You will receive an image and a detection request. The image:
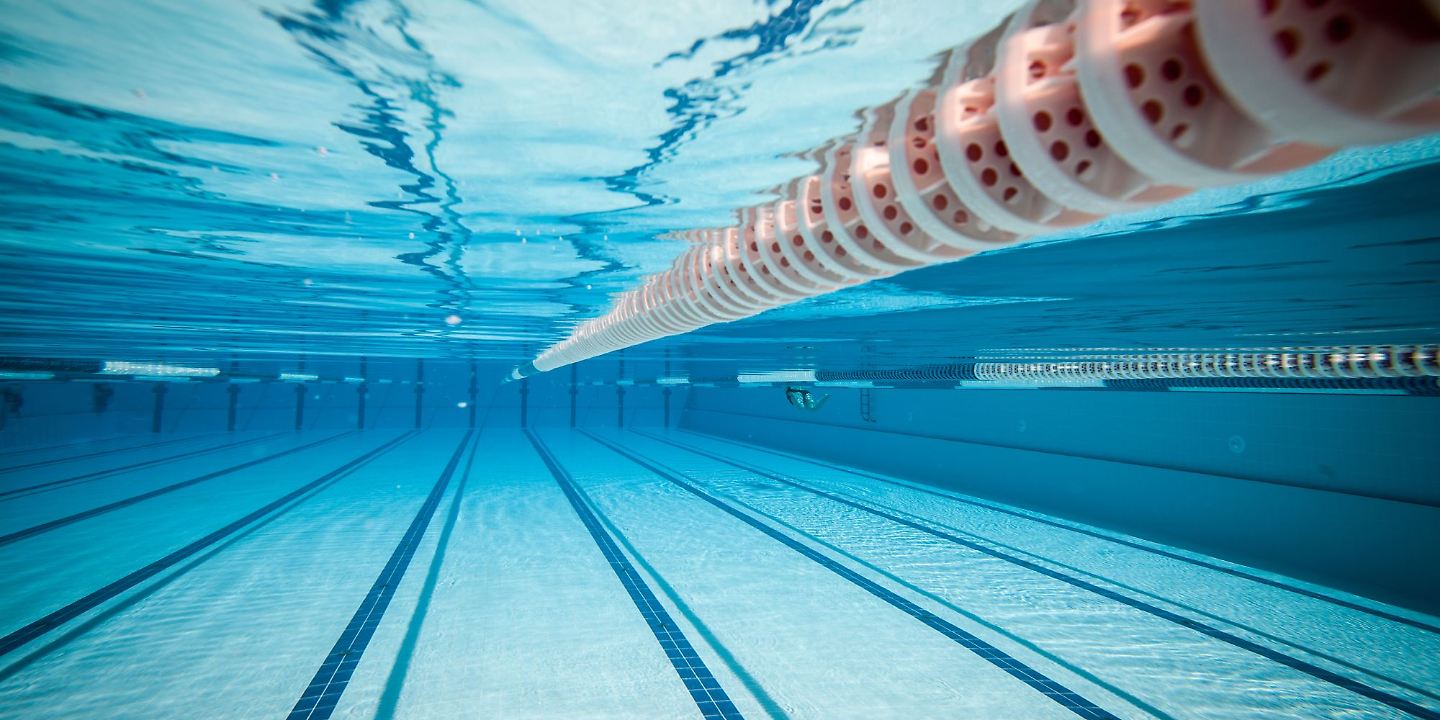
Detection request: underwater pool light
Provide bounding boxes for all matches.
[512,0,1440,379]
[101,361,220,378]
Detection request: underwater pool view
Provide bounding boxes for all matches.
[1,0,1438,718]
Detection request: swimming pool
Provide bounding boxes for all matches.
[1,1,1438,718]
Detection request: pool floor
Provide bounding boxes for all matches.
[0,428,1436,719]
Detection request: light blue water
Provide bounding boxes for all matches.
[1,1,1439,719]
[1,0,1437,368]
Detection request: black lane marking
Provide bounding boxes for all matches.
[287,431,473,720]
[581,431,1118,720]
[527,430,745,720]
[0,432,287,500]
[0,431,415,659]
[680,428,1440,635]
[373,431,482,720]
[0,432,354,547]
[637,432,1440,720]
[0,433,204,474]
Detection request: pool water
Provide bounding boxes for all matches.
[1,1,1438,718]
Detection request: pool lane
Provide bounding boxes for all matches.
[0,431,401,645]
[545,430,1118,720]
[671,429,1440,634]
[616,429,1440,720]
[333,428,721,720]
[661,429,1440,697]
[0,430,432,719]
[0,430,285,500]
[287,431,474,720]
[0,434,143,463]
[0,432,212,475]
[0,432,348,541]
[529,430,745,720]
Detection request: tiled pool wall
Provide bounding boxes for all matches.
[0,357,683,446]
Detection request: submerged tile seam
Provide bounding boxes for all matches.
[641,431,1440,719]
[287,431,473,720]
[0,431,356,547]
[580,430,1119,720]
[0,431,416,660]
[0,433,204,474]
[0,431,289,500]
[678,427,1440,636]
[526,430,746,720]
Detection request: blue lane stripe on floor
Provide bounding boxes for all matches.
[288,431,473,720]
[0,431,415,659]
[582,431,1117,720]
[680,428,1440,636]
[527,430,745,720]
[642,431,1440,720]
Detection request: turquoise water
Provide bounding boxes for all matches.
[0,1,1436,367]
[1,1,1439,719]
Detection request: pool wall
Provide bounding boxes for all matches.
[0,357,682,447]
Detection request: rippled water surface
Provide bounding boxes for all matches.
[1,0,1437,372]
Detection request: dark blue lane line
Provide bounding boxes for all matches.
[580,431,1118,720]
[0,432,354,547]
[0,433,205,474]
[639,432,1440,707]
[0,431,415,660]
[373,431,482,720]
[527,430,746,720]
[584,492,793,720]
[680,428,1440,636]
[287,431,473,720]
[0,431,288,500]
[0,432,400,684]
[637,431,1440,720]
